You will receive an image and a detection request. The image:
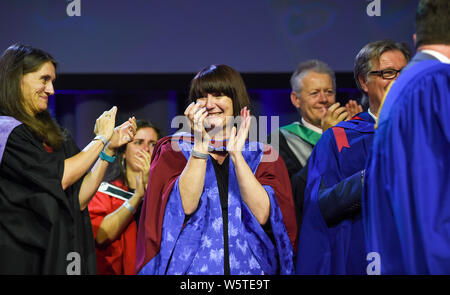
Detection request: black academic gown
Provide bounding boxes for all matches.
[0,124,97,274]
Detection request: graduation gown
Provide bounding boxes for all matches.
[269,122,321,178]
[269,122,321,236]
[0,116,96,274]
[363,59,450,274]
[296,113,375,274]
[135,134,297,275]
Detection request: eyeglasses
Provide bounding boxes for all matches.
[368,69,402,80]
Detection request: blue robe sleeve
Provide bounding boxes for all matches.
[318,171,363,227]
[363,61,450,274]
[297,119,372,275]
[296,129,340,274]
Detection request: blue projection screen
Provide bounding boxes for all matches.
[0,0,418,73]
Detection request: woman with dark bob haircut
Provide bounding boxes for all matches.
[0,44,136,274]
[136,64,297,275]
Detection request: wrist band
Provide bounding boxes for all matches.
[191,149,208,159]
[123,201,136,214]
[99,150,116,163]
[94,135,108,146]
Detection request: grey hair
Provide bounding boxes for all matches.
[290,59,336,95]
[354,40,411,95]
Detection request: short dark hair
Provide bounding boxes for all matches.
[415,0,450,47]
[0,44,63,148]
[188,64,250,116]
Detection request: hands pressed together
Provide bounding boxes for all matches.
[184,101,251,157]
[321,100,363,132]
[93,106,137,154]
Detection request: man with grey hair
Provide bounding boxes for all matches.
[271,59,358,178]
[296,40,410,274]
[269,59,362,231]
[364,0,450,274]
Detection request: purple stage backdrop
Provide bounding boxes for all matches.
[0,0,417,73]
[1,0,419,147]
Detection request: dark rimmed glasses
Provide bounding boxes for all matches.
[368,69,402,80]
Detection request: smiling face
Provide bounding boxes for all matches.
[291,71,335,127]
[196,93,234,132]
[123,127,159,173]
[359,49,408,114]
[20,61,56,117]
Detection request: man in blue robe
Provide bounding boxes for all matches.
[296,40,411,274]
[363,0,450,274]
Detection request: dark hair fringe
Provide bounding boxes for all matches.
[188,64,251,116]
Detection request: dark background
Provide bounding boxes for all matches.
[0,0,419,146]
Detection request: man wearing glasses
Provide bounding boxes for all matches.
[296,40,411,274]
[355,41,411,119]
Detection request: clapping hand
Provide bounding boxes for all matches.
[94,106,118,142]
[227,107,251,157]
[135,149,151,189]
[108,117,137,151]
[344,100,363,120]
[321,102,348,132]
[184,101,210,153]
[321,100,363,132]
[134,171,146,199]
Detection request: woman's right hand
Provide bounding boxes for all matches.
[184,101,210,153]
[94,106,117,142]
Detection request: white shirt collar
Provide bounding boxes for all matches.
[421,49,450,64]
[368,108,377,121]
[301,118,322,134]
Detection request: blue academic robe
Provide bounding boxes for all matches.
[296,112,375,274]
[137,135,296,275]
[363,59,450,274]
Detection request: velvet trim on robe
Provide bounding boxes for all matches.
[135,134,297,274]
[296,113,375,274]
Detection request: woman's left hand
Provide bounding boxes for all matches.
[136,149,152,188]
[134,171,146,199]
[107,117,137,152]
[227,107,251,158]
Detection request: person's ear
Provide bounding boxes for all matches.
[290,91,301,109]
[358,75,369,94]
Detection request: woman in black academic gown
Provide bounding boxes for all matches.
[0,44,136,274]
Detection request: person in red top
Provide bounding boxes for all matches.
[89,120,161,275]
